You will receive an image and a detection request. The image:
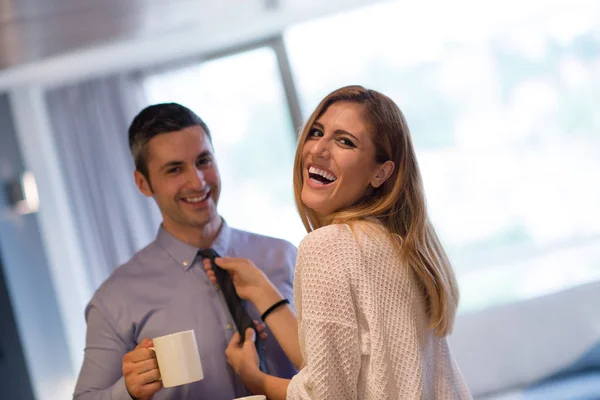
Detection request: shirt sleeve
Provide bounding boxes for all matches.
[273,240,297,309]
[73,298,134,400]
[287,225,362,400]
[261,240,299,379]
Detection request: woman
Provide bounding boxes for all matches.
[206,86,472,399]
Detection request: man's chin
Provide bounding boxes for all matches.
[189,212,220,228]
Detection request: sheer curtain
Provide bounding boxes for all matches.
[45,74,161,289]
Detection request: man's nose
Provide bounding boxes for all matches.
[188,168,206,189]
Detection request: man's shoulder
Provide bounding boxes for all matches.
[229,228,297,293]
[228,227,297,277]
[230,227,297,253]
[92,240,164,302]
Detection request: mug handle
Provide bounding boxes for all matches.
[148,347,162,381]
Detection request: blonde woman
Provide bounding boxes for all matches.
[205,86,472,399]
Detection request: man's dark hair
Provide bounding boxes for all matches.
[128,103,211,180]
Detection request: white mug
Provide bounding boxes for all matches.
[151,329,203,388]
[233,396,267,400]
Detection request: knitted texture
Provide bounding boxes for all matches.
[287,222,472,400]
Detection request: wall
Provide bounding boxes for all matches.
[0,93,74,399]
[0,251,34,399]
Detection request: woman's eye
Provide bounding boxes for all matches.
[339,138,356,147]
[309,128,323,137]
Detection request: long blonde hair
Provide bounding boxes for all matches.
[293,85,459,336]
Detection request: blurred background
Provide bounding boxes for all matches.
[0,0,599,398]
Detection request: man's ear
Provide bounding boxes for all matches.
[370,160,395,188]
[134,170,153,197]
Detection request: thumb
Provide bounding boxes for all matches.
[244,327,256,344]
[213,257,240,272]
[213,257,229,268]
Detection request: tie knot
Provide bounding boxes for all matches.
[198,248,219,259]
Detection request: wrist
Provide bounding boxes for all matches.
[243,368,267,395]
[260,299,290,321]
[253,285,284,314]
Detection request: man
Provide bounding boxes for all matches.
[73,103,297,399]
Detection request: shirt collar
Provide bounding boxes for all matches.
[155,218,232,270]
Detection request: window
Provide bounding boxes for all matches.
[285,0,600,312]
[144,46,306,246]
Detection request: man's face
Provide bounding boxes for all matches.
[135,126,221,237]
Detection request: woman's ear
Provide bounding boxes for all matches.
[370,160,395,188]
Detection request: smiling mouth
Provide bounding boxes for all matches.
[181,191,211,204]
[308,166,337,185]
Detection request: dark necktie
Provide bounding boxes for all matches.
[198,249,268,373]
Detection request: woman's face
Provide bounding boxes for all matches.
[300,101,393,218]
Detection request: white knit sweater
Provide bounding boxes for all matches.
[286,222,472,400]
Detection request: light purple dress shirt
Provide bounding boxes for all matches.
[73,220,297,400]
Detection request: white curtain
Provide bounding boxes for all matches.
[45,74,161,289]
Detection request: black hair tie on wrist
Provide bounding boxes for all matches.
[261,299,290,321]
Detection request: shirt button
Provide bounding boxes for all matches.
[226,323,233,330]
[183,260,189,267]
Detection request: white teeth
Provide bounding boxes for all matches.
[184,192,209,203]
[308,166,337,182]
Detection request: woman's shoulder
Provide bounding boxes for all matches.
[296,224,361,280]
[299,220,390,255]
[303,222,351,239]
[299,222,357,247]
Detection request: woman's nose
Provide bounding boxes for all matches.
[311,138,330,159]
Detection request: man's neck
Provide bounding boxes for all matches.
[163,217,223,249]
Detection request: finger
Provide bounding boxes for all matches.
[202,261,218,283]
[138,380,163,397]
[136,338,154,348]
[135,358,159,374]
[253,320,265,333]
[213,257,248,270]
[128,347,156,363]
[244,327,256,344]
[226,332,242,351]
[206,270,217,284]
[138,365,162,385]
[215,256,249,263]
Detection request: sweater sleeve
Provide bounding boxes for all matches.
[287,224,362,400]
